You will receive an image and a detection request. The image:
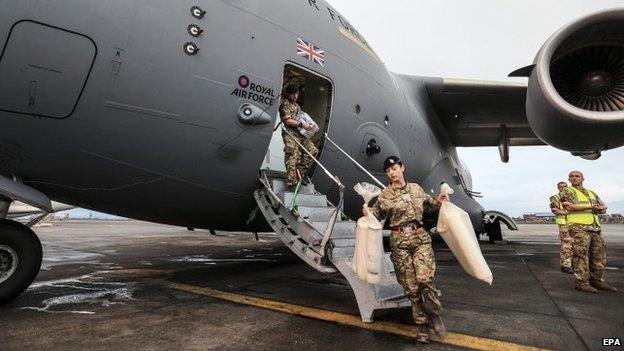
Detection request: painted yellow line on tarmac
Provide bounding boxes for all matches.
[167,281,552,351]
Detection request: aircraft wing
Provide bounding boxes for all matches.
[424,78,544,154]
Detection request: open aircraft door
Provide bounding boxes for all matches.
[262,63,333,173]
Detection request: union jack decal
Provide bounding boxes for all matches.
[297,38,325,66]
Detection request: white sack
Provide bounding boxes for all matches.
[436,201,493,285]
[354,216,369,281]
[353,182,385,284]
[296,112,319,139]
[353,182,381,204]
[365,212,384,284]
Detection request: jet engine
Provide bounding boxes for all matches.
[518,9,624,158]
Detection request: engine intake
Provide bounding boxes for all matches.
[551,44,624,112]
[523,9,624,153]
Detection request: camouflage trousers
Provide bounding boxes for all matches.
[558,225,573,268]
[282,130,318,186]
[390,227,442,325]
[569,225,606,284]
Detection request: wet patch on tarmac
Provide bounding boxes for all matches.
[1,221,623,351]
[17,267,181,314]
[170,255,280,264]
[21,284,136,315]
[41,246,106,270]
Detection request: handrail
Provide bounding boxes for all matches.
[259,171,285,207]
[455,168,482,198]
[281,126,344,257]
[324,133,386,189]
[282,127,344,190]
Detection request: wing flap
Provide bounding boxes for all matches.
[425,77,544,147]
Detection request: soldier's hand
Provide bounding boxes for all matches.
[593,205,607,213]
[437,193,450,202]
[362,205,370,216]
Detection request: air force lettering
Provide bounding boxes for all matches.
[231,75,276,106]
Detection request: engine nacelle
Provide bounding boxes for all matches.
[524,9,624,154]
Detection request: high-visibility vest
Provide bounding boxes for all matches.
[549,194,567,225]
[566,187,601,226]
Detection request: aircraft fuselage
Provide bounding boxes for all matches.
[0,0,485,230]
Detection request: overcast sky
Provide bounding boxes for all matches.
[329,0,624,216]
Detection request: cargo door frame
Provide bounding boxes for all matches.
[262,61,335,175]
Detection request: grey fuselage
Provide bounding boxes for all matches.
[0,0,484,230]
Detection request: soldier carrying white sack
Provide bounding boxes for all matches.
[363,156,449,344]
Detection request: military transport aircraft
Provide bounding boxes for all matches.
[0,0,623,314]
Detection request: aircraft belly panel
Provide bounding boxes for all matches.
[0,20,96,118]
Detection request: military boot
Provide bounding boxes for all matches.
[575,283,598,293]
[590,279,618,292]
[560,266,573,274]
[429,313,447,338]
[414,324,429,344]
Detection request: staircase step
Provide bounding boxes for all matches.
[290,220,323,244]
[253,189,335,274]
[375,284,408,302]
[331,246,354,258]
[283,193,327,207]
[257,171,409,323]
[272,179,316,195]
[297,206,337,221]
[311,221,356,239]
[331,238,356,248]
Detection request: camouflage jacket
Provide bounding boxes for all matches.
[279,99,301,133]
[559,186,604,231]
[371,182,441,227]
[549,194,563,214]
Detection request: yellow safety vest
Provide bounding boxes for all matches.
[566,187,601,226]
[549,194,567,225]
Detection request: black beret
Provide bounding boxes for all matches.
[383,156,402,171]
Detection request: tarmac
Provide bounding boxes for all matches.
[0,220,622,351]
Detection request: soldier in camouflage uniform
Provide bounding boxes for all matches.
[365,156,449,344]
[549,181,573,274]
[560,170,617,293]
[279,84,318,187]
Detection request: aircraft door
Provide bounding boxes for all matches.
[0,21,96,119]
[262,63,333,173]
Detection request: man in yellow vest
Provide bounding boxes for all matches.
[560,170,617,293]
[550,181,572,274]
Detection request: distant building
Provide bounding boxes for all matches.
[522,212,555,222]
[602,213,624,224]
[534,212,555,219]
[610,214,624,224]
[520,212,623,224]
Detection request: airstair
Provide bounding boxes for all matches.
[254,130,410,323]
